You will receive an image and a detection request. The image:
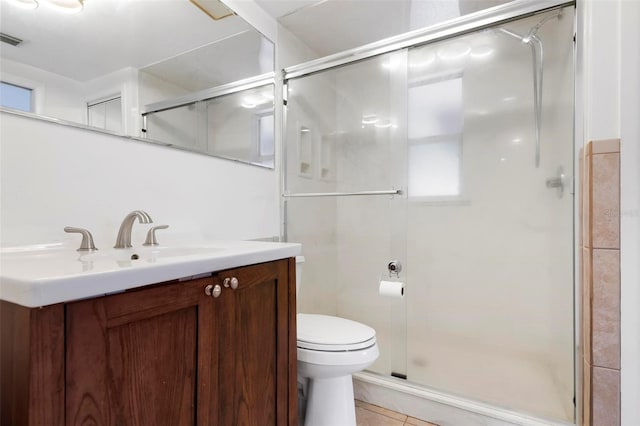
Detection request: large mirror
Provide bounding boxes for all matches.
[0,0,275,167]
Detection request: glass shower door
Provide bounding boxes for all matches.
[284,4,575,422]
[284,50,410,379]
[403,7,575,421]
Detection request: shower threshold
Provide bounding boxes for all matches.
[353,371,574,426]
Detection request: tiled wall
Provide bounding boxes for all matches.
[581,139,621,425]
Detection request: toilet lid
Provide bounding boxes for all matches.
[297,314,376,351]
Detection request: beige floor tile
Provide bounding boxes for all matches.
[356,407,405,426]
[406,416,439,426]
[355,400,407,422]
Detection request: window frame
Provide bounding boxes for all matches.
[406,71,468,204]
[255,109,275,168]
[0,81,34,113]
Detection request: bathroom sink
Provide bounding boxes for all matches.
[0,240,301,308]
[79,246,225,263]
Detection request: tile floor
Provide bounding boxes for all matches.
[355,400,438,426]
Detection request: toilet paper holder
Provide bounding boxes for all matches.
[387,260,402,278]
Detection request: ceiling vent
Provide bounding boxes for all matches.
[1,33,23,47]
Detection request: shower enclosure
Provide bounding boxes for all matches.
[283,3,575,424]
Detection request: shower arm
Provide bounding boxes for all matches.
[496,28,545,168]
[530,34,544,168]
[524,12,560,164]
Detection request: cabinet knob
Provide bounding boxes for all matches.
[212,284,222,298]
[205,284,222,297]
[223,277,239,290]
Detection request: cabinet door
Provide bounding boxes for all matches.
[216,259,296,426]
[65,277,219,426]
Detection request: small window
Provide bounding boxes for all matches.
[409,137,461,197]
[408,77,463,138]
[258,113,274,167]
[0,81,33,112]
[88,96,122,132]
[408,76,464,199]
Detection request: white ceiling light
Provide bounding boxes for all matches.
[409,52,436,69]
[241,93,271,109]
[5,0,39,9]
[41,0,83,13]
[381,57,403,71]
[437,43,471,61]
[361,115,378,125]
[470,45,494,59]
[260,90,274,101]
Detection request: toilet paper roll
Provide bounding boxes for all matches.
[379,280,405,298]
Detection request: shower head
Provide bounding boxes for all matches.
[494,9,562,169]
[523,10,562,42]
[496,10,562,44]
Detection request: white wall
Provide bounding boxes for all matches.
[277,25,322,69]
[0,111,279,249]
[579,1,640,424]
[618,1,640,423]
[0,0,282,258]
[1,59,142,136]
[0,58,85,122]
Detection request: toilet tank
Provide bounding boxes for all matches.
[295,256,305,302]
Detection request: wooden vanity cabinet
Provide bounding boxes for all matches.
[1,258,297,426]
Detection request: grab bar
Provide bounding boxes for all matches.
[283,189,403,198]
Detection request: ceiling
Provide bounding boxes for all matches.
[0,0,526,90]
[0,0,255,82]
[141,29,274,92]
[255,0,513,57]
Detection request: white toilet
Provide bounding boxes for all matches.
[295,256,379,426]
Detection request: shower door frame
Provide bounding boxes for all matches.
[280,0,578,423]
[282,0,574,80]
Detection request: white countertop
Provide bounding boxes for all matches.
[0,240,301,308]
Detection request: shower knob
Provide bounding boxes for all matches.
[545,166,566,198]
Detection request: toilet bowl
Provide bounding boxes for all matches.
[296,257,379,426]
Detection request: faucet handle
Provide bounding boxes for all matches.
[65,227,98,251]
[143,225,169,246]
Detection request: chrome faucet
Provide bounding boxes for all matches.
[114,210,153,248]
